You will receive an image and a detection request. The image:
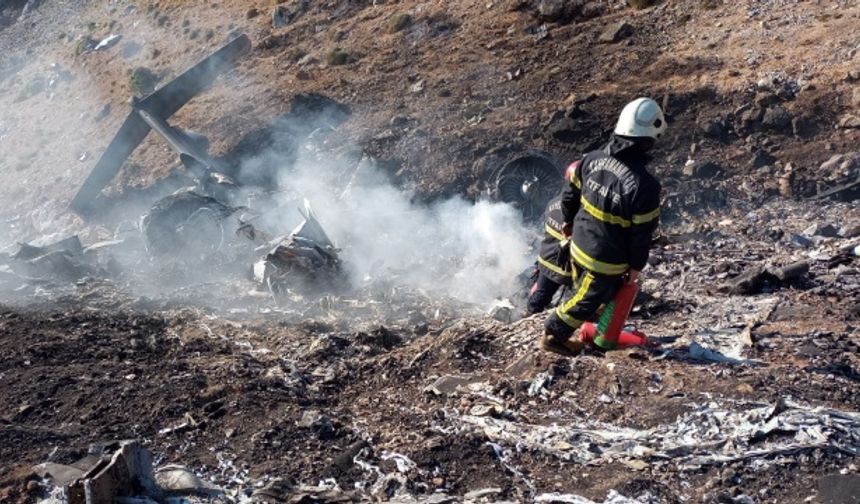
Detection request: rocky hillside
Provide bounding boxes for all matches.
[0,1,859,503]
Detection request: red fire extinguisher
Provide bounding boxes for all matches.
[578,282,647,349]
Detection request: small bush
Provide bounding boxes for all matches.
[74,36,95,55]
[327,48,351,66]
[387,13,412,33]
[627,0,659,9]
[128,67,159,95]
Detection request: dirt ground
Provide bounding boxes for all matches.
[1,1,860,503]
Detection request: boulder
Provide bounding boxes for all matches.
[599,21,633,43]
[761,104,792,133]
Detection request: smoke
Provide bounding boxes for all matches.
[239,135,533,306]
[0,3,536,308]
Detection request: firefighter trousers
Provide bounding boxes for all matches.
[544,264,623,341]
[527,270,565,314]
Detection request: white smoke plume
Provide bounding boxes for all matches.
[241,142,534,306]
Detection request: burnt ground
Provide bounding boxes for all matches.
[1,0,860,503]
[0,255,858,503]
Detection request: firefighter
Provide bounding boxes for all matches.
[526,195,573,314]
[541,97,665,357]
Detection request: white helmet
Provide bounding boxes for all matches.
[613,97,666,141]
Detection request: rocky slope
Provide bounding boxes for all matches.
[0,1,859,503]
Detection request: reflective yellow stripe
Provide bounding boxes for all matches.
[580,197,631,228]
[632,207,660,225]
[555,271,593,327]
[538,256,572,278]
[571,171,581,189]
[556,310,582,328]
[571,242,629,275]
[545,224,565,242]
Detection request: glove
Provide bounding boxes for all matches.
[562,222,572,238]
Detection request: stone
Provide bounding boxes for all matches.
[740,107,764,130]
[839,223,860,238]
[761,104,792,133]
[750,149,776,168]
[297,411,338,439]
[803,223,839,238]
[791,234,813,248]
[410,79,425,93]
[820,154,845,173]
[598,21,633,43]
[390,115,411,128]
[298,409,322,428]
[246,7,259,19]
[683,160,722,179]
[548,117,580,143]
[840,154,860,174]
[581,3,606,18]
[778,174,793,197]
[697,116,724,138]
[297,54,318,66]
[791,116,812,137]
[487,299,515,323]
[838,114,860,129]
[754,91,780,108]
[622,459,649,471]
[538,0,584,22]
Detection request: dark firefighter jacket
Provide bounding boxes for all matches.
[537,196,573,285]
[561,136,661,276]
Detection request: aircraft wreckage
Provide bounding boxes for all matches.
[65,33,567,296]
[64,34,345,293]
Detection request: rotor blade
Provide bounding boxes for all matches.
[69,112,151,215]
[138,34,251,119]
